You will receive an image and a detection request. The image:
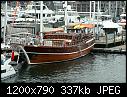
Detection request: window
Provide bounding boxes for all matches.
[36,14,38,18]
[47,14,51,17]
[43,14,45,17]
[38,14,40,19]
[43,6,46,10]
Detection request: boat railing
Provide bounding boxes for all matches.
[42,38,82,47]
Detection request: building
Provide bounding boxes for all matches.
[1,1,126,17]
[69,1,126,17]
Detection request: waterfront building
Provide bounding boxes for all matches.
[69,1,126,17]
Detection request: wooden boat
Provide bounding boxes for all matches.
[23,24,95,64]
[9,1,95,64]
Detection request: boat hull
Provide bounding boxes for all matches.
[24,43,95,64]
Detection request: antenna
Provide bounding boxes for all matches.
[40,1,44,44]
[3,1,7,44]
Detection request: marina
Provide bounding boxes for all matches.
[1,1,126,83]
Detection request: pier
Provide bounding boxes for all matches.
[93,29,126,54]
[92,44,126,54]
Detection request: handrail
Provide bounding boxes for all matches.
[18,45,30,64]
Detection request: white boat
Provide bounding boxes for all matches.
[15,1,55,23]
[1,5,24,24]
[118,13,126,26]
[54,7,80,23]
[1,56,16,80]
[1,43,11,50]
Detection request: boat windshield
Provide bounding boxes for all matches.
[1,59,4,65]
[1,54,6,65]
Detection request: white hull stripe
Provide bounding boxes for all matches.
[86,38,95,44]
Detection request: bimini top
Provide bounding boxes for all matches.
[71,24,95,29]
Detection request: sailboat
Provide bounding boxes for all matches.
[20,1,95,64]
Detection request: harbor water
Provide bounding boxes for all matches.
[1,53,126,83]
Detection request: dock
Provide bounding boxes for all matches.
[92,45,126,54]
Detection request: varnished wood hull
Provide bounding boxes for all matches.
[24,43,95,64]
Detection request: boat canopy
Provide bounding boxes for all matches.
[73,24,95,29]
[47,28,64,33]
[43,28,64,34]
[103,21,120,28]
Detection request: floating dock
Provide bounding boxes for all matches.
[92,45,126,54]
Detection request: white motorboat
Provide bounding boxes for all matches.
[1,57,16,80]
[118,13,126,26]
[1,3,24,24]
[1,43,11,50]
[15,1,55,23]
[54,7,80,23]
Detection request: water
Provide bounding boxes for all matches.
[1,53,126,83]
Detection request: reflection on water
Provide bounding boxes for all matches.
[1,53,126,83]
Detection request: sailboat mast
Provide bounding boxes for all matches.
[40,1,43,43]
[3,1,7,44]
[115,1,117,17]
[96,1,99,40]
[109,1,111,15]
[90,1,91,19]
[64,1,67,33]
[34,2,37,35]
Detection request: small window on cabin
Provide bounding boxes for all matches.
[43,14,45,17]
[123,17,126,19]
[32,6,35,9]
[8,14,12,17]
[36,14,38,18]
[38,14,40,19]
[36,6,40,10]
[47,14,51,17]
[43,6,46,10]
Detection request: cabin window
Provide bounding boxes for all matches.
[38,14,40,19]
[1,59,4,65]
[121,16,126,19]
[36,14,38,18]
[32,6,40,10]
[8,14,12,17]
[36,6,40,10]
[43,6,46,10]
[52,14,55,16]
[35,2,39,5]
[43,14,45,17]
[47,14,51,17]
[32,6,35,9]
[1,69,6,73]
